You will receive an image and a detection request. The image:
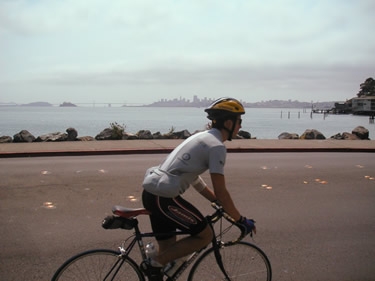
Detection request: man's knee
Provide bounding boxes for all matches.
[197,225,213,244]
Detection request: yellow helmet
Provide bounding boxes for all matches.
[205,97,245,120]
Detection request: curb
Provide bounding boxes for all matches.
[0,148,173,158]
[1,147,375,158]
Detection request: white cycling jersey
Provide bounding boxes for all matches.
[142,128,226,197]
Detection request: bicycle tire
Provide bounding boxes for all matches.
[188,241,272,281]
[51,249,145,281]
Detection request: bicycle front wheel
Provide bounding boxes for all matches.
[188,241,271,281]
[51,249,145,281]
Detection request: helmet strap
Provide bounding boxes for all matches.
[223,117,237,141]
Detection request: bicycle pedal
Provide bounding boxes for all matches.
[140,261,164,276]
[140,260,150,273]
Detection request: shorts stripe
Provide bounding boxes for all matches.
[157,196,190,229]
[172,197,204,222]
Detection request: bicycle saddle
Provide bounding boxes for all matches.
[112,205,151,218]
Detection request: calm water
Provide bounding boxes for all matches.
[0,106,374,139]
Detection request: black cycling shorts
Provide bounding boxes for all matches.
[142,190,208,241]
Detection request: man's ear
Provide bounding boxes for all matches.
[223,119,233,130]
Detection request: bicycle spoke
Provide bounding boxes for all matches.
[51,249,144,281]
[188,242,271,281]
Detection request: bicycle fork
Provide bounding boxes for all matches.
[212,240,231,281]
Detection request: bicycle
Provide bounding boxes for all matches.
[51,202,272,281]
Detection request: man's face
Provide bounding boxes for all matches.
[232,117,242,137]
[224,117,242,138]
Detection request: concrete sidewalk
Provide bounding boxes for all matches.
[1,139,375,158]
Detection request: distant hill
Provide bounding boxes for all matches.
[0,102,18,107]
[21,102,53,107]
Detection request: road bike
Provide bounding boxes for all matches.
[51,202,272,281]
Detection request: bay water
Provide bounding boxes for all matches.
[0,106,373,139]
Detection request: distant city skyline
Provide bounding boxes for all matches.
[0,95,335,108]
[1,1,374,105]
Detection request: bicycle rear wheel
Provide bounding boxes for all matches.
[51,249,145,281]
[188,241,271,281]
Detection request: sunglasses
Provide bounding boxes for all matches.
[237,118,242,125]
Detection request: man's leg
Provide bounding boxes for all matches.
[142,191,211,266]
[155,225,213,265]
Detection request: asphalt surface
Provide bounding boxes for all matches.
[1,140,375,281]
[1,139,375,158]
[1,153,375,281]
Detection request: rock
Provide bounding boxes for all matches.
[35,132,68,142]
[331,132,360,140]
[0,136,12,143]
[13,130,36,143]
[95,128,112,140]
[342,132,360,140]
[330,133,344,140]
[171,130,191,139]
[278,132,299,139]
[331,129,369,140]
[95,128,123,140]
[162,129,192,139]
[352,126,369,140]
[300,129,326,140]
[164,132,178,139]
[77,136,95,141]
[137,130,153,139]
[123,132,138,140]
[238,130,251,139]
[66,127,78,141]
[152,132,164,139]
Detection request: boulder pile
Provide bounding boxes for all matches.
[0,125,371,143]
[0,127,252,143]
[278,126,370,140]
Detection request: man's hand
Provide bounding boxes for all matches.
[238,216,256,236]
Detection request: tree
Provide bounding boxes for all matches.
[357,77,375,97]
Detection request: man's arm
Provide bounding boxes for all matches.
[210,173,241,221]
[194,173,256,235]
[192,177,216,201]
[199,186,216,201]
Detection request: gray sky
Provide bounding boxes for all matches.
[1,0,374,105]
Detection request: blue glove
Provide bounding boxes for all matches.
[238,216,256,236]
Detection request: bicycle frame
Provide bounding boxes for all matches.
[114,203,239,281]
[52,202,271,281]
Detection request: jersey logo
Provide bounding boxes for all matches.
[168,206,197,224]
[182,153,191,161]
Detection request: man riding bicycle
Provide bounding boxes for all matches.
[142,97,256,281]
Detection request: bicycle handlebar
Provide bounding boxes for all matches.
[208,201,247,243]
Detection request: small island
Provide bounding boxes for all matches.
[60,102,77,107]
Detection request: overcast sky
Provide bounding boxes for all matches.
[1,0,374,105]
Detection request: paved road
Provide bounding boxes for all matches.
[1,153,375,281]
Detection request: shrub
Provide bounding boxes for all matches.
[110,122,126,139]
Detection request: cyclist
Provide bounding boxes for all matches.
[142,97,256,281]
